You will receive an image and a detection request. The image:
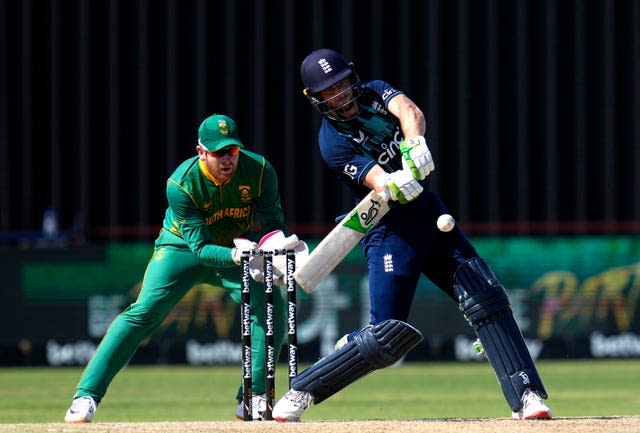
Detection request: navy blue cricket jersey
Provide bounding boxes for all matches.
[318,80,411,201]
[314,79,478,322]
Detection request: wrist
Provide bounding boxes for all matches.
[231,247,242,265]
[374,172,391,191]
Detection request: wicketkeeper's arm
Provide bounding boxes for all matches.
[166,179,236,267]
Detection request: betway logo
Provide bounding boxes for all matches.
[46,340,96,366]
[591,332,640,357]
[287,258,295,289]
[242,303,251,336]
[185,339,241,365]
[265,303,274,336]
[288,301,296,334]
[288,344,298,376]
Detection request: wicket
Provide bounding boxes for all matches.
[240,249,298,421]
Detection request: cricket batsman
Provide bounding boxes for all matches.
[272,48,552,422]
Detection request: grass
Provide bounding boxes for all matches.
[0,359,638,423]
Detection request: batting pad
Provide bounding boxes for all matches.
[454,258,548,412]
[291,319,423,404]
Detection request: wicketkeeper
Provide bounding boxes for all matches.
[64,114,308,423]
[272,48,552,422]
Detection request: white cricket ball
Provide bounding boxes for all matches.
[437,214,455,232]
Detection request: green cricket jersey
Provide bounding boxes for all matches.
[159,150,287,268]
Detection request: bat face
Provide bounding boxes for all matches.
[344,191,389,233]
[294,190,390,293]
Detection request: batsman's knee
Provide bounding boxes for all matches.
[454,257,511,326]
[291,319,423,404]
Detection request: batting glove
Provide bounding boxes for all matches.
[385,169,424,204]
[400,136,435,180]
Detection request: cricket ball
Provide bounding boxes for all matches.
[437,214,455,232]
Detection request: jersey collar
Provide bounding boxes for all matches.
[199,159,226,185]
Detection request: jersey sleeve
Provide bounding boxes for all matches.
[366,80,402,107]
[166,179,236,267]
[318,122,376,186]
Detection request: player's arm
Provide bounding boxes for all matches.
[387,93,434,180]
[363,164,422,205]
[386,93,426,139]
[166,179,236,267]
[321,131,422,205]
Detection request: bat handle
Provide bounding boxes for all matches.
[377,189,390,202]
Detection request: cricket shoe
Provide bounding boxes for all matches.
[235,393,267,420]
[511,389,553,420]
[272,389,315,422]
[64,396,97,423]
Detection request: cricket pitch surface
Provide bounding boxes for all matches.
[1,417,638,433]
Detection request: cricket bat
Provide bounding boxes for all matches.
[294,189,390,293]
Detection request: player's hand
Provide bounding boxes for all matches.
[231,237,257,265]
[385,169,423,204]
[250,230,309,287]
[400,136,434,180]
[273,240,308,287]
[257,230,301,252]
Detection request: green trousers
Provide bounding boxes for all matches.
[73,244,286,402]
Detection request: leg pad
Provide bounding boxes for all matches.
[291,319,423,404]
[454,258,548,411]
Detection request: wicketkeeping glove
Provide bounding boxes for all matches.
[249,230,309,287]
[400,136,435,180]
[231,237,258,265]
[385,169,423,204]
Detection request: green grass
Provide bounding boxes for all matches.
[0,359,639,423]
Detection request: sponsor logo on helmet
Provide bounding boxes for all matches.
[318,58,333,74]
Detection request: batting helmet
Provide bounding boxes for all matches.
[300,48,362,120]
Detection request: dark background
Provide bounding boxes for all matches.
[1,0,639,242]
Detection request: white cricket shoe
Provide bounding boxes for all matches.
[511,389,553,420]
[272,389,315,422]
[235,393,267,420]
[64,396,97,423]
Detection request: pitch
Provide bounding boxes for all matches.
[0,418,639,433]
